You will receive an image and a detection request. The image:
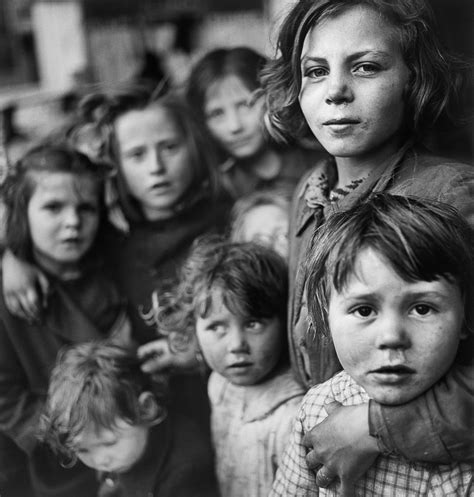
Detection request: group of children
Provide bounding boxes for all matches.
[0,0,473,496]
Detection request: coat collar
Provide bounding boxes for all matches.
[210,366,304,422]
[44,282,102,342]
[294,144,413,236]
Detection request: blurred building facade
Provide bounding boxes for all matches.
[0,0,472,162]
[0,0,297,92]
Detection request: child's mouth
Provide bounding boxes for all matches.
[370,365,415,383]
[228,362,252,369]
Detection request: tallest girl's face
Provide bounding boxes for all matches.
[299,5,410,164]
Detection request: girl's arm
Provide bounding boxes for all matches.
[2,249,49,321]
[370,362,474,462]
[303,363,474,496]
[0,321,43,454]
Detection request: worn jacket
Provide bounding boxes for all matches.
[288,145,474,461]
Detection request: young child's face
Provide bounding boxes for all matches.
[204,75,266,159]
[196,288,283,386]
[298,5,410,163]
[27,172,100,276]
[74,418,149,474]
[238,204,289,259]
[115,104,194,221]
[327,247,465,405]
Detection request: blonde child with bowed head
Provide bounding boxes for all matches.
[229,188,291,260]
[271,194,474,496]
[261,0,474,489]
[0,145,132,497]
[41,341,219,497]
[159,238,305,497]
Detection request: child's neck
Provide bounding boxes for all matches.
[33,250,82,281]
[334,138,404,187]
[238,146,281,180]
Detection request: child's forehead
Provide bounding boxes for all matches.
[198,285,228,312]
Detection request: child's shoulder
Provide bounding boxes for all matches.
[302,371,369,416]
[208,367,305,421]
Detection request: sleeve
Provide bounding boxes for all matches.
[368,165,474,463]
[369,362,474,463]
[273,395,305,469]
[270,399,319,497]
[440,166,474,230]
[0,318,43,455]
[157,461,220,497]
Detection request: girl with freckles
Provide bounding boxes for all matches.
[261,0,474,492]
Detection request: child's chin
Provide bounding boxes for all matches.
[367,387,419,406]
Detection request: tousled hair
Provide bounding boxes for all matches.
[1,144,106,261]
[262,0,464,143]
[230,188,292,243]
[40,341,165,461]
[68,85,221,219]
[306,194,474,352]
[159,237,288,357]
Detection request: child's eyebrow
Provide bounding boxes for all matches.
[301,50,391,66]
[201,317,226,327]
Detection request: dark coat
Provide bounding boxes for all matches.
[98,414,219,497]
[0,268,128,497]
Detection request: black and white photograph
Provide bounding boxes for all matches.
[0,1,472,496]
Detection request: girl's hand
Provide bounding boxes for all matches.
[2,249,49,322]
[303,402,380,497]
[137,336,200,374]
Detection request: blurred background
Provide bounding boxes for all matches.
[0,0,472,163]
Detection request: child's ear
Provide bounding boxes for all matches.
[138,391,162,424]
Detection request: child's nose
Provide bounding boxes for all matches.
[225,108,244,135]
[325,69,354,105]
[94,451,113,469]
[375,315,410,350]
[150,147,166,175]
[64,208,80,228]
[227,327,250,354]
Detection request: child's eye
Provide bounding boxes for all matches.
[411,304,434,316]
[354,63,380,75]
[206,108,224,120]
[304,66,328,79]
[161,141,181,155]
[245,320,264,331]
[125,149,146,161]
[43,202,62,212]
[207,323,225,334]
[352,306,374,318]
